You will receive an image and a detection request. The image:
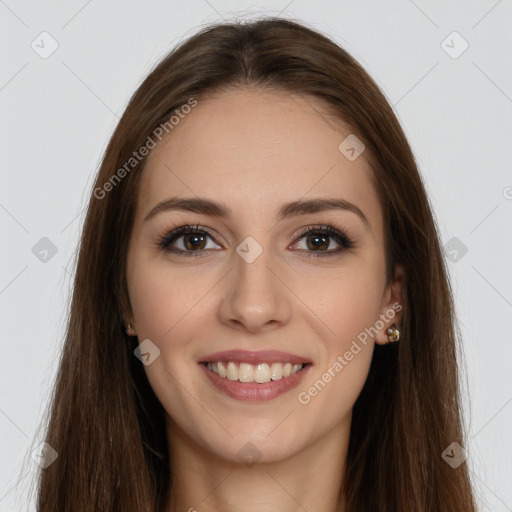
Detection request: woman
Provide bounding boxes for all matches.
[35,17,477,511]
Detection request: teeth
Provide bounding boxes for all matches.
[270,362,283,380]
[206,361,305,383]
[227,361,238,381]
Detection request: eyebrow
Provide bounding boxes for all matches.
[143,196,370,229]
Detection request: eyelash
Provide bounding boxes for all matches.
[157,221,355,259]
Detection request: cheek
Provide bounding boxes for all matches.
[304,258,386,346]
[127,258,207,424]
[297,340,373,439]
[127,255,215,400]
[296,259,384,406]
[296,277,380,426]
[325,281,383,347]
[128,255,203,341]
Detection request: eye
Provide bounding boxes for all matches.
[291,222,355,258]
[157,221,355,258]
[158,224,220,257]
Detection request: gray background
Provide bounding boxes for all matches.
[1,1,511,510]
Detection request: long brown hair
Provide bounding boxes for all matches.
[33,17,477,511]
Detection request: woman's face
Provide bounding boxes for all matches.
[126,88,404,464]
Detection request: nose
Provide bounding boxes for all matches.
[218,248,292,334]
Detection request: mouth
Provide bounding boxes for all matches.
[200,361,312,384]
[198,350,313,402]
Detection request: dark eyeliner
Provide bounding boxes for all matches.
[294,220,355,258]
[158,224,213,257]
[157,221,355,258]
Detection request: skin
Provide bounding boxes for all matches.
[125,88,405,512]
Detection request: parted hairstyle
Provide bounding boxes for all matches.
[34,17,477,512]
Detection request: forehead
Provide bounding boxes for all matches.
[136,88,382,230]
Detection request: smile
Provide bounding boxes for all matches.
[198,354,313,402]
[202,361,308,384]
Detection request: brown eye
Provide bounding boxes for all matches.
[158,222,355,259]
[159,225,221,257]
[292,224,355,258]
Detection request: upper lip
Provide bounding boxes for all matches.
[198,349,312,366]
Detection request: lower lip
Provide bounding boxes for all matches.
[199,363,312,402]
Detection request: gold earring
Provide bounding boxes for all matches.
[386,324,401,343]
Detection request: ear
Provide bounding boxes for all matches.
[123,310,138,336]
[125,322,138,336]
[374,264,406,345]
